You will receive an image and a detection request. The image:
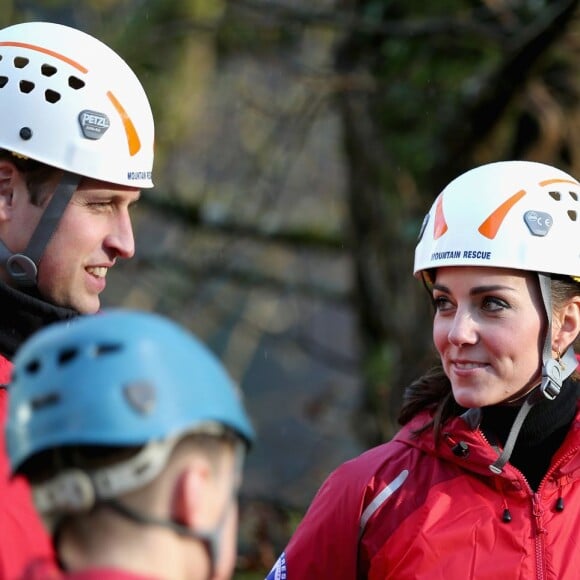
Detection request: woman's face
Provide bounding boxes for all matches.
[432,267,546,408]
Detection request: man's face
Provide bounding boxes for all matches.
[2,171,140,313]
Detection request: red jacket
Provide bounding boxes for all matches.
[267,398,580,579]
[21,560,158,580]
[0,355,54,580]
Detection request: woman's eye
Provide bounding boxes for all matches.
[482,296,509,311]
[433,295,452,311]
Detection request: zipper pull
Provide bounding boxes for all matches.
[532,494,546,535]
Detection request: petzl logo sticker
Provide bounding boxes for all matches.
[524,211,552,237]
[79,110,110,140]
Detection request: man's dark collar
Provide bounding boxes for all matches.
[0,280,79,359]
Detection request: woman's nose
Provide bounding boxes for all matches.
[447,310,478,346]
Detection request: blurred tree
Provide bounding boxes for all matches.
[215,0,580,446]
[5,1,580,576]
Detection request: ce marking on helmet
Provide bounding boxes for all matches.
[524,210,553,237]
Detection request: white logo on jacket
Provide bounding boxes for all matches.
[266,553,287,579]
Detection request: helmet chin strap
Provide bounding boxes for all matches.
[489,272,577,474]
[99,442,246,580]
[0,172,81,287]
[43,438,246,579]
[536,273,577,400]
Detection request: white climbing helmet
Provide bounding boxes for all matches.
[414,160,580,404]
[0,21,154,188]
[414,160,580,280]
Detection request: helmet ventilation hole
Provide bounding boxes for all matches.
[25,359,41,375]
[41,64,57,77]
[30,392,61,410]
[569,191,578,201]
[45,89,61,103]
[95,343,122,356]
[549,191,561,201]
[0,76,7,88]
[19,80,34,94]
[68,76,85,90]
[58,348,79,365]
[13,56,28,69]
[568,210,577,221]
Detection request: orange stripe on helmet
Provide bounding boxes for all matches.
[107,91,141,156]
[0,41,88,73]
[539,178,579,187]
[478,189,526,239]
[433,195,448,239]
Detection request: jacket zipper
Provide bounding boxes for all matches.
[532,493,546,580]
[524,444,580,580]
[476,427,580,580]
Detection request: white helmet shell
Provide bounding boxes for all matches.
[414,161,580,279]
[0,21,154,188]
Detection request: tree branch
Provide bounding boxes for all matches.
[433,0,580,189]
[140,193,347,252]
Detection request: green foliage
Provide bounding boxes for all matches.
[366,18,503,177]
[217,3,301,56]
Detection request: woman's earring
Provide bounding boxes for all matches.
[555,348,566,370]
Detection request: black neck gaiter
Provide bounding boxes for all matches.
[0,280,79,360]
[481,379,579,490]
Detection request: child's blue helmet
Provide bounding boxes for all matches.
[7,309,255,476]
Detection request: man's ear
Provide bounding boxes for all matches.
[0,160,19,220]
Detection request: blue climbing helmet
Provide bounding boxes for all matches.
[7,309,255,499]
